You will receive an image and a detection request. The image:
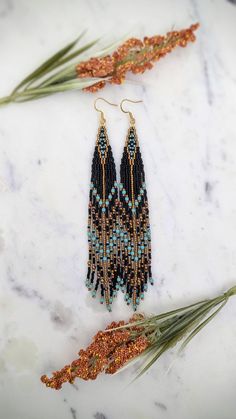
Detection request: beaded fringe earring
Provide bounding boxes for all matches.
[119,99,153,311]
[86,98,120,312]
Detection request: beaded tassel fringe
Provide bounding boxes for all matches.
[119,125,153,310]
[86,125,120,311]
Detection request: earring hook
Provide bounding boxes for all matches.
[94,97,118,125]
[120,99,143,125]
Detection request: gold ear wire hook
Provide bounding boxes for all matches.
[120,99,143,125]
[94,97,118,125]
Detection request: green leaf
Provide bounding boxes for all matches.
[105,299,209,332]
[55,39,99,67]
[156,297,224,345]
[12,31,86,93]
[36,64,77,88]
[133,343,169,381]
[4,77,105,104]
[33,39,99,89]
[180,298,228,351]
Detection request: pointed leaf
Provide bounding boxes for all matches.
[180,298,228,351]
[12,31,86,93]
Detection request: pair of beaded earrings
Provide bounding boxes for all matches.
[86,98,153,312]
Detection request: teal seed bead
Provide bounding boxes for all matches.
[149,277,154,285]
[124,238,128,243]
[106,249,110,254]
[135,200,139,207]
[96,195,100,201]
[99,199,103,206]
[128,202,132,207]
[107,305,112,312]
[144,284,148,291]
[141,293,144,299]
[90,182,94,188]
[116,284,120,290]
[134,256,138,261]
[117,277,121,283]
[141,245,145,250]
[103,256,107,261]
[105,200,109,206]
[127,246,132,251]
[119,183,123,190]
[92,290,96,298]
[113,236,117,241]
[122,189,126,196]
[114,181,118,187]
[108,194,112,200]
[138,249,142,254]
[125,196,129,202]
[99,249,103,254]
[132,208,136,213]
[116,229,120,234]
[140,188,144,195]
[100,297,104,304]
[111,187,115,194]
[138,195,141,201]
[102,207,106,213]
[109,297,113,304]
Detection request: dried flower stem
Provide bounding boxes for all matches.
[41,285,236,389]
[76,23,199,92]
[0,23,199,106]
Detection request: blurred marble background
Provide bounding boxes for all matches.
[0,0,236,418]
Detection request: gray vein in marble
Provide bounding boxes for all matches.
[0,0,14,18]
[94,413,107,419]
[50,301,74,330]
[203,59,213,106]
[154,401,168,411]
[190,0,214,106]
[204,181,214,201]
[4,158,22,191]
[7,267,49,309]
[70,407,78,419]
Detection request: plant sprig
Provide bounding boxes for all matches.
[0,32,116,106]
[41,285,236,389]
[0,23,199,106]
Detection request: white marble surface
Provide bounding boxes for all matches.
[1,0,236,418]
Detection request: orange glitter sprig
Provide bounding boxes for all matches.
[0,23,199,106]
[76,23,199,92]
[41,285,236,389]
[41,315,149,389]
